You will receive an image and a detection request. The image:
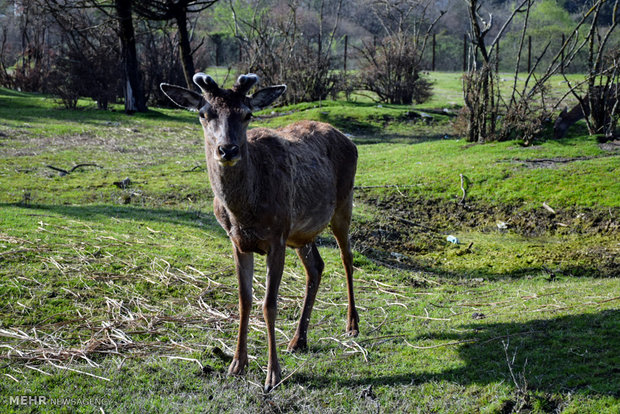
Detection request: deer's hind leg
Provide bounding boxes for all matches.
[288,242,324,352]
[331,195,359,336]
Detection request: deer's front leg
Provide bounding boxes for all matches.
[228,246,254,376]
[263,241,286,393]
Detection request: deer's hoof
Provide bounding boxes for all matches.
[346,328,359,337]
[287,335,307,352]
[228,357,247,376]
[346,320,359,337]
[264,367,282,393]
[347,311,359,337]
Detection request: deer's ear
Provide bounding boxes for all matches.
[560,106,568,116]
[249,85,287,111]
[160,83,205,111]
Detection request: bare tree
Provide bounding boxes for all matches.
[141,20,187,106]
[61,0,149,113]
[461,0,530,143]
[113,0,147,113]
[133,0,219,89]
[5,0,54,92]
[0,26,14,89]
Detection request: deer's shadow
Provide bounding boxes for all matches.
[295,309,620,397]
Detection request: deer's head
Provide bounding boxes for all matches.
[161,73,286,166]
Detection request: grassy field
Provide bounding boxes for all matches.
[0,72,619,413]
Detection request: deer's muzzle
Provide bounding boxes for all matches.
[216,144,241,166]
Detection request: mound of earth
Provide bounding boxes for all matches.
[348,192,619,278]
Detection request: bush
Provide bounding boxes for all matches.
[356,33,433,105]
[46,36,121,110]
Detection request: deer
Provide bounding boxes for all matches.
[554,84,619,139]
[554,104,585,139]
[160,73,359,392]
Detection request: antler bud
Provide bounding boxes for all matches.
[233,74,259,95]
[193,73,220,95]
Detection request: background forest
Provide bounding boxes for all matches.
[1,0,619,111]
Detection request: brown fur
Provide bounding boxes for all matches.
[212,121,357,252]
[207,120,359,392]
[554,101,587,139]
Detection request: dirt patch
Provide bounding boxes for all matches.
[599,139,620,152]
[355,193,618,237]
[506,154,620,169]
[504,144,619,168]
[516,156,596,168]
[0,131,135,157]
[0,127,200,159]
[350,192,619,277]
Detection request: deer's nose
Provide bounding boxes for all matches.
[218,144,240,161]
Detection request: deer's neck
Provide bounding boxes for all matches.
[206,146,256,219]
[567,103,587,123]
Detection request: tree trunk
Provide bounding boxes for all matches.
[115,0,146,113]
[174,7,196,90]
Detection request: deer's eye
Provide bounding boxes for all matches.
[199,106,217,120]
[200,108,217,121]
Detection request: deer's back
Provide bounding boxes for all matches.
[247,120,357,190]
[247,121,357,246]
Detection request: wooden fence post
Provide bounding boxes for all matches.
[344,35,348,74]
[495,39,499,75]
[432,33,436,71]
[527,35,532,73]
[463,33,467,72]
[561,33,565,73]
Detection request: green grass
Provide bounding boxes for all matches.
[355,135,620,207]
[419,72,586,109]
[0,76,619,413]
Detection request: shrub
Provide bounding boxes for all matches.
[357,33,433,105]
